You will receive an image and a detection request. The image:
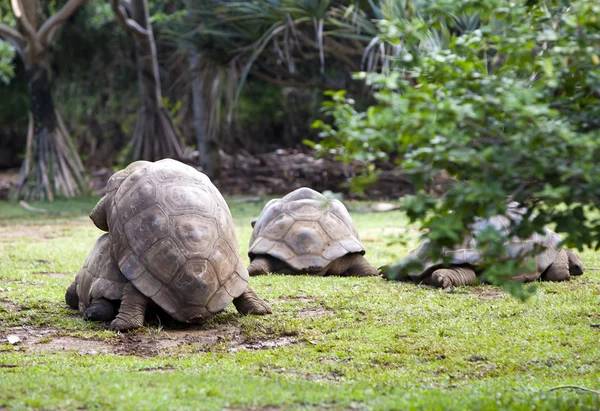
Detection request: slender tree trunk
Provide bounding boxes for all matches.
[189,51,220,179]
[17,60,85,200]
[113,0,184,162]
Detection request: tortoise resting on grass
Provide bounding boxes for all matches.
[387,204,584,288]
[65,234,127,321]
[248,187,379,277]
[82,159,271,331]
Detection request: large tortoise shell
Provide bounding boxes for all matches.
[104,159,248,322]
[402,203,562,280]
[249,187,364,271]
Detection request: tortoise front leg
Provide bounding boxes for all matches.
[65,281,79,310]
[424,267,477,289]
[110,282,148,332]
[232,286,272,315]
[84,298,117,322]
[342,254,380,277]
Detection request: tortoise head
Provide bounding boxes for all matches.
[89,161,153,231]
[566,249,584,276]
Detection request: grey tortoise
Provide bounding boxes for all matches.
[248,187,379,277]
[389,203,584,288]
[89,159,271,331]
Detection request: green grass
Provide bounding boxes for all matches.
[1,197,599,410]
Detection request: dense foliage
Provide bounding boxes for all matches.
[314,0,600,294]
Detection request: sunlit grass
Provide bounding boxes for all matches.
[0,196,599,410]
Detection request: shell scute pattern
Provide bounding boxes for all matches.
[263,213,295,240]
[319,212,352,241]
[286,200,322,220]
[170,214,218,259]
[268,242,296,262]
[108,159,248,322]
[249,187,365,271]
[163,184,216,217]
[173,260,218,305]
[249,200,282,245]
[402,204,563,279]
[329,200,360,237]
[216,206,237,245]
[123,204,169,255]
[283,221,327,256]
[142,237,186,284]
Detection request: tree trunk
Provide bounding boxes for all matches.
[17,61,85,200]
[189,51,221,179]
[28,63,55,130]
[126,0,184,162]
[2,0,88,201]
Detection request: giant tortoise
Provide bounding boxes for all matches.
[388,203,584,288]
[247,187,378,277]
[89,159,271,331]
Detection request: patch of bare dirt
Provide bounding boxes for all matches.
[265,365,344,384]
[36,272,69,278]
[0,220,91,239]
[296,307,332,319]
[1,328,111,355]
[233,336,297,352]
[471,288,506,299]
[113,325,241,356]
[32,336,114,355]
[0,299,22,312]
[276,297,316,303]
[0,226,52,239]
[1,325,299,357]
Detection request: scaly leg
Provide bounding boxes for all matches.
[110,282,148,332]
[424,267,477,289]
[232,286,272,315]
[342,254,380,277]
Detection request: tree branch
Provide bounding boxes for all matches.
[38,0,86,45]
[10,0,38,43]
[0,22,26,54]
[110,0,150,40]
